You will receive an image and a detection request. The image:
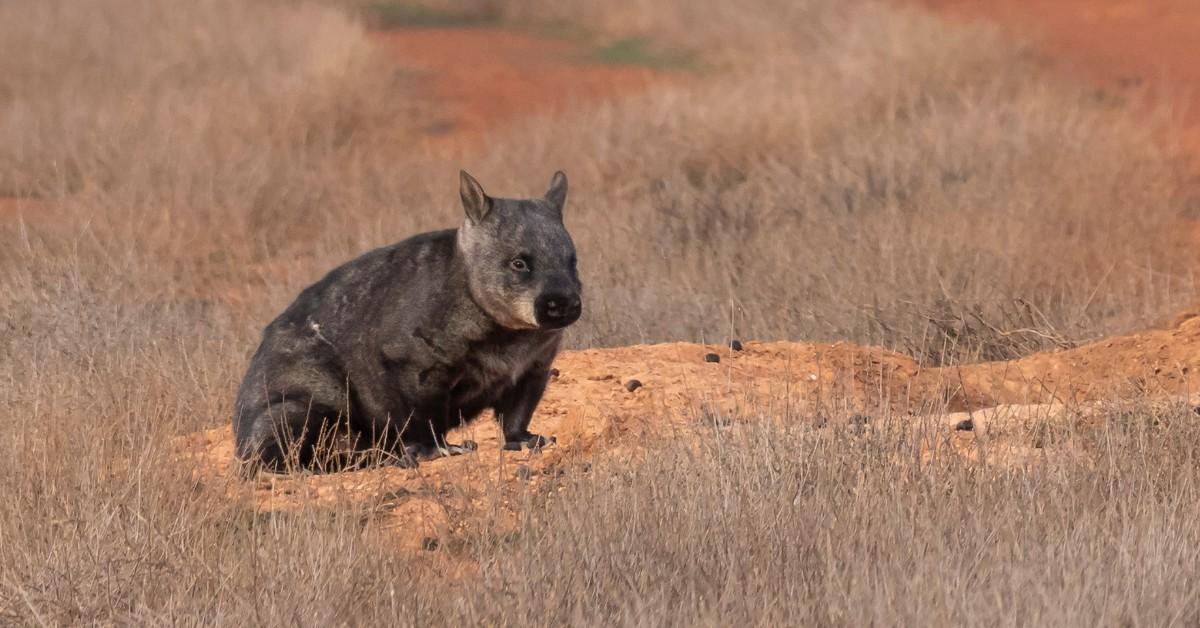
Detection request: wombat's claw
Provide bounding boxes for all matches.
[394,452,420,469]
[405,441,477,460]
[439,440,478,456]
[502,434,556,451]
[528,434,555,450]
[404,443,438,461]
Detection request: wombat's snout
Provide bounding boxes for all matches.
[535,292,582,328]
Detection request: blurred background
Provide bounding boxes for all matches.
[3,0,1197,365]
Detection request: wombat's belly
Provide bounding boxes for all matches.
[443,371,511,421]
[375,334,552,432]
[375,363,509,430]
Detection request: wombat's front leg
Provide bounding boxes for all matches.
[399,404,480,462]
[495,368,555,451]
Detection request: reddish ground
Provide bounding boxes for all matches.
[376,28,659,151]
[182,314,1200,549]
[916,0,1200,157]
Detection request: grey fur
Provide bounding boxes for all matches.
[232,171,582,473]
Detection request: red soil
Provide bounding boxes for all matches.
[375,28,659,151]
[181,313,1200,549]
[917,0,1200,157]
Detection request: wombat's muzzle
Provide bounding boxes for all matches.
[535,292,582,329]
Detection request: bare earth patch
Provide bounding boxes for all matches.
[376,28,661,151]
[177,312,1200,549]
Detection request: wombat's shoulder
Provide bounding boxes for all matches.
[350,228,460,274]
[266,228,460,331]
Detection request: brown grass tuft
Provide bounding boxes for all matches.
[1,0,1198,622]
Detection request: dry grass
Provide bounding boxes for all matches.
[6,396,1200,624]
[462,1,1197,358]
[445,403,1200,625]
[2,0,1199,623]
[2,0,1194,357]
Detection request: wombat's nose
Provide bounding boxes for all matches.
[535,293,582,328]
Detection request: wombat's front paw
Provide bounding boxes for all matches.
[502,433,556,451]
[527,434,555,450]
[441,440,477,456]
[405,441,478,460]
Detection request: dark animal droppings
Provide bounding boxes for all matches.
[420,537,439,551]
[625,379,643,392]
[704,353,720,363]
[955,419,974,431]
[730,339,743,351]
[550,368,560,378]
[515,465,533,481]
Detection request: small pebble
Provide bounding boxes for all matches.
[515,465,532,481]
[420,537,439,551]
[704,353,720,363]
[625,379,643,392]
[955,419,974,432]
[549,368,560,378]
[730,339,744,351]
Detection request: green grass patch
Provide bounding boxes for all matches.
[590,37,697,70]
[518,18,594,43]
[363,2,502,30]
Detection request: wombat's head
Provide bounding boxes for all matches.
[456,170,582,331]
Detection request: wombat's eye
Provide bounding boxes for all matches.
[510,257,530,272]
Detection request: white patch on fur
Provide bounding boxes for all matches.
[513,296,539,329]
[307,317,334,347]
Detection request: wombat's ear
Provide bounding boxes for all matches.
[544,170,568,214]
[460,170,492,223]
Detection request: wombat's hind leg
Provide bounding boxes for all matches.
[237,398,329,474]
[239,401,416,473]
[341,427,420,469]
[313,423,415,472]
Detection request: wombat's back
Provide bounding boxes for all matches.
[232,229,462,469]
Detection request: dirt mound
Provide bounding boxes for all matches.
[177,313,1200,549]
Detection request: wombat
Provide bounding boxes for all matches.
[232,171,582,473]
